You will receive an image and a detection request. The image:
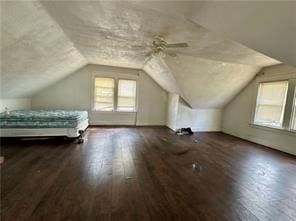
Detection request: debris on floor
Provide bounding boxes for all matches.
[176,127,194,136]
[192,161,203,172]
[192,163,197,169]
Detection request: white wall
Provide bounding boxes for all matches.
[0,98,31,112]
[177,99,222,132]
[31,64,167,126]
[166,94,222,132]
[166,93,179,131]
[222,64,296,155]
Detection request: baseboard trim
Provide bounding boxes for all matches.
[222,130,296,156]
[89,125,167,128]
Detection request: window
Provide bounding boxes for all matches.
[94,77,137,112]
[117,80,137,112]
[94,77,115,111]
[254,81,288,128]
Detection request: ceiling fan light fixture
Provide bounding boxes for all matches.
[144,36,188,58]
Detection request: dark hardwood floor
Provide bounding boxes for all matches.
[1,127,296,221]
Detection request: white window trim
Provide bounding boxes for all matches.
[249,123,296,137]
[290,87,296,132]
[91,74,139,113]
[117,78,138,113]
[250,77,296,134]
[93,77,116,112]
[253,80,289,129]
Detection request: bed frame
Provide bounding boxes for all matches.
[0,119,88,143]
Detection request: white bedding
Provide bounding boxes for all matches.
[0,119,89,138]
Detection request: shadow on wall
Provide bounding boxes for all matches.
[171,96,222,132]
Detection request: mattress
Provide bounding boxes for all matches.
[0,110,88,128]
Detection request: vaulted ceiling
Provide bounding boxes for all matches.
[1,1,294,108]
[1,1,87,98]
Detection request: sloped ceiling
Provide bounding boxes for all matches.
[165,55,261,108]
[1,1,289,109]
[1,1,87,98]
[189,1,296,67]
[143,57,182,95]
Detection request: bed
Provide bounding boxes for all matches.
[0,110,88,142]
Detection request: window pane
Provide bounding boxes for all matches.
[117,80,136,112]
[254,81,288,128]
[94,78,114,111]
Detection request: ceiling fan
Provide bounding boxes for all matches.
[135,36,189,58]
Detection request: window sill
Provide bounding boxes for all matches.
[249,123,296,136]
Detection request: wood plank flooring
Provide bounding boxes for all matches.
[1,127,296,221]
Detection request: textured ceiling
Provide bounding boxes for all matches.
[1,1,287,109]
[143,57,181,95]
[165,55,261,108]
[1,1,87,98]
[190,1,296,67]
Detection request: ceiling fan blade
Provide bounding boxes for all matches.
[166,51,177,57]
[132,45,150,49]
[166,43,188,48]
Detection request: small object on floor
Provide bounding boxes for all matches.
[192,161,203,172]
[192,163,197,169]
[0,156,4,164]
[77,130,85,144]
[176,127,193,136]
[77,138,84,144]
